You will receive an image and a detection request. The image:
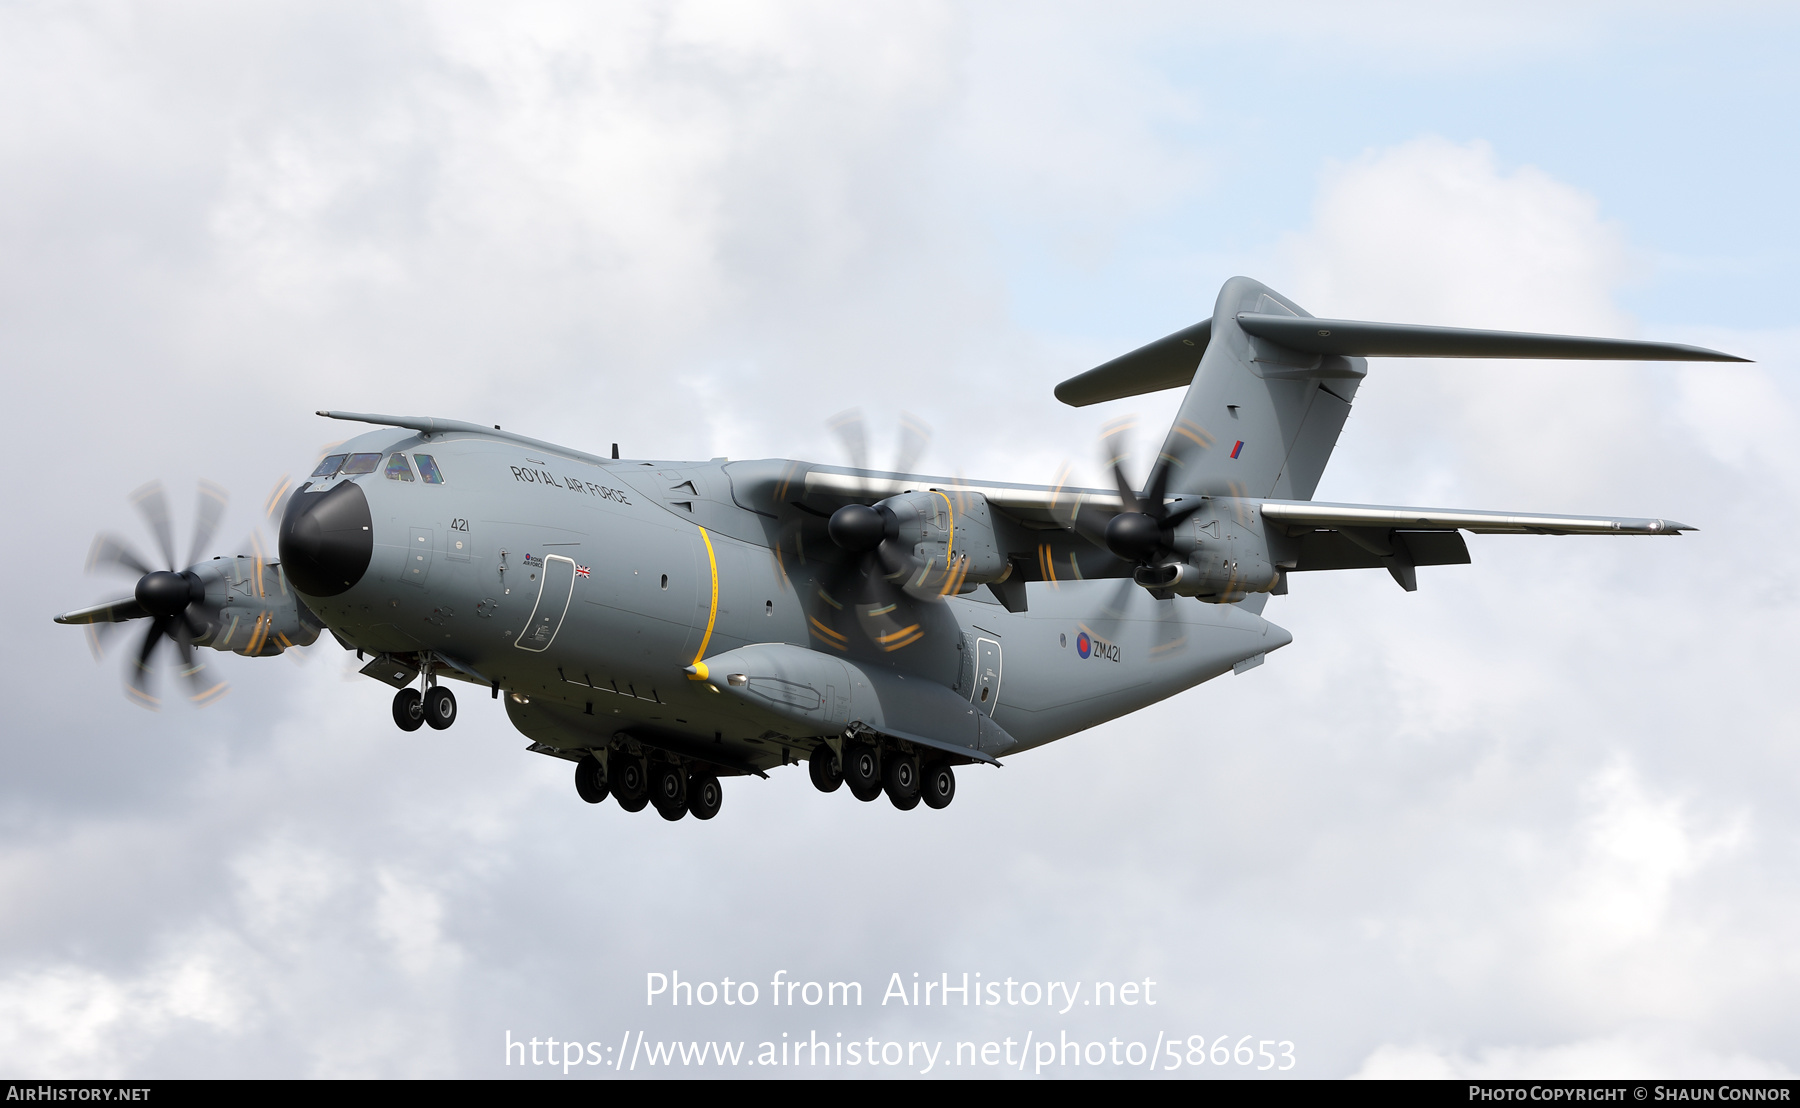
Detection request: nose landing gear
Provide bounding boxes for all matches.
[389,666,457,733]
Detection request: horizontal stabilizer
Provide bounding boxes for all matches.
[1262,500,1693,536]
[1054,319,1212,407]
[1235,314,1747,363]
[1054,304,1747,409]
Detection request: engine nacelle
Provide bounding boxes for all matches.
[194,557,326,656]
[1134,551,1279,604]
[876,489,1009,590]
[1136,499,1281,603]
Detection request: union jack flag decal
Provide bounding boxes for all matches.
[575,565,590,578]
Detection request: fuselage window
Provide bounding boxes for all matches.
[415,454,446,484]
[384,454,416,482]
[311,454,348,478]
[342,452,383,475]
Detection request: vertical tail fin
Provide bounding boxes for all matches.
[1158,277,1365,501]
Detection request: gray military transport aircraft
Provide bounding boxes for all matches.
[56,277,1745,821]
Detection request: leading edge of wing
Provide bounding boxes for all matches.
[1261,500,1694,535]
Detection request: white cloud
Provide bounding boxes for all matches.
[1285,136,1632,332]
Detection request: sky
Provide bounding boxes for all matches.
[2,0,1797,1079]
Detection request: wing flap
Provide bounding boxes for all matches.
[1290,530,1471,571]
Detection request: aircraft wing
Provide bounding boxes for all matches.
[1262,500,1691,591]
[53,596,147,625]
[1260,500,1693,536]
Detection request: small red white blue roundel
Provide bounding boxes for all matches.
[1076,632,1092,658]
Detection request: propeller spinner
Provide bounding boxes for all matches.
[1057,423,1208,573]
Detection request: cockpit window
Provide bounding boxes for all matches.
[384,454,416,482]
[311,454,348,479]
[342,453,382,475]
[415,454,445,484]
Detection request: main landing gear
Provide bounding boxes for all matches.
[573,751,723,821]
[811,739,957,811]
[391,685,457,732]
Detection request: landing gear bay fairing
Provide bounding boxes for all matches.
[57,278,1744,820]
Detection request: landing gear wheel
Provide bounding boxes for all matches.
[884,751,921,808]
[808,746,843,793]
[651,762,687,820]
[612,757,648,811]
[423,685,457,730]
[844,742,881,802]
[392,688,424,732]
[574,755,609,804]
[920,761,956,809]
[688,773,722,820]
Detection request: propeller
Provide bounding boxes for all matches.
[1053,417,1208,576]
[796,410,939,652]
[828,408,930,480]
[81,480,232,708]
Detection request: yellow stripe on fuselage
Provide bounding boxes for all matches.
[932,490,955,567]
[693,526,719,666]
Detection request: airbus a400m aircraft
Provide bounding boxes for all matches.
[57,278,1743,821]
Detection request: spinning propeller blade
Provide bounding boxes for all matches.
[186,481,229,567]
[87,534,154,578]
[809,410,940,652]
[130,481,178,570]
[1052,416,1207,574]
[78,479,238,709]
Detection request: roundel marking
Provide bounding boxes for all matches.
[1076,632,1091,659]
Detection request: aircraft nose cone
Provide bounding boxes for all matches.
[278,481,374,597]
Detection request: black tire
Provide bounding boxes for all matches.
[392,688,424,732]
[688,773,722,820]
[844,742,881,796]
[808,746,843,793]
[423,685,457,730]
[920,761,955,809]
[848,778,882,803]
[575,755,609,804]
[651,762,686,812]
[612,756,647,802]
[883,750,920,803]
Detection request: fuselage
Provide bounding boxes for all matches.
[278,426,1289,775]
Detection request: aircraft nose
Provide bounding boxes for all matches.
[278,481,374,597]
